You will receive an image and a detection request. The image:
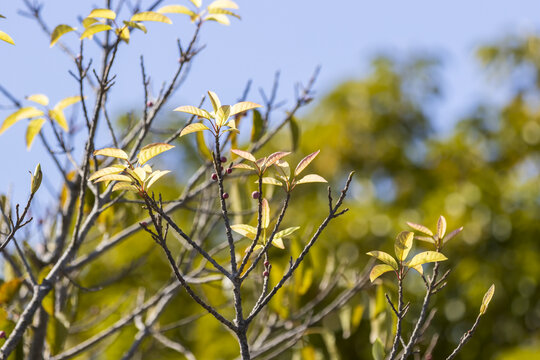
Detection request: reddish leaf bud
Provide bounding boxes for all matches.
[222,192,229,199]
[211,173,218,181]
[0,331,6,339]
[263,271,269,277]
[140,222,147,227]
[252,191,260,199]
[264,261,270,268]
[146,101,154,107]
[220,156,227,163]
[226,168,233,174]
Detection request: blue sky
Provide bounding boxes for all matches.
[1,0,540,204]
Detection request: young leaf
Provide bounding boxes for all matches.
[112,182,139,192]
[480,284,495,315]
[437,215,447,239]
[272,237,285,249]
[372,338,385,360]
[26,94,49,106]
[146,170,171,189]
[394,231,414,262]
[251,109,264,142]
[406,221,433,236]
[411,264,424,275]
[179,123,210,137]
[230,101,262,116]
[133,168,147,182]
[94,148,128,160]
[82,18,100,28]
[48,109,68,131]
[0,278,23,305]
[207,91,221,113]
[232,163,255,171]
[415,235,436,244]
[255,177,283,186]
[366,251,398,270]
[443,226,463,244]
[26,118,46,150]
[50,25,75,47]
[157,5,196,16]
[88,9,116,20]
[80,24,112,40]
[142,164,152,173]
[295,174,327,185]
[0,107,44,134]
[230,224,257,240]
[276,160,291,177]
[123,21,147,33]
[231,149,256,162]
[30,164,42,194]
[131,12,172,24]
[261,198,270,229]
[116,26,130,43]
[215,105,231,127]
[294,150,320,176]
[207,8,240,19]
[137,143,175,165]
[0,30,14,45]
[190,0,202,7]
[207,0,239,9]
[407,251,448,268]
[289,117,300,151]
[196,131,212,160]
[173,105,212,119]
[274,226,300,239]
[54,96,83,110]
[93,174,132,183]
[88,165,127,181]
[203,14,230,25]
[264,151,291,169]
[369,264,395,282]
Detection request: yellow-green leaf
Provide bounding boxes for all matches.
[146,170,171,189]
[88,165,127,181]
[406,221,433,236]
[157,5,196,16]
[415,235,436,244]
[231,224,257,240]
[134,168,147,182]
[0,278,23,305]
[207,90,221,113]
[137,143,175,165]
[131,12,172,24]
[295,174,327,185]
[407,251,447,268]
[123,21,147,33]
[264,151,290,169]
[366,251,398,270]
[179,122,210,137]
[54,96,83,110]
[190,0,202,8]
[272,237,285,249]
[50,24,76,47]
[230,101,261,116]
[261,198,270,229]
[216,105,231,127]
[26,118,46,150]
[232,163,255,171]
[369,264,395,282]
[82,18,100,28]
[437,215,447,239]
[174,105,212,119]
[207,8,240,19]
[88,8,116,20]
[93,174,132,183]
[112,182,139,192]
[480,284,495,315]
[48,109,68,131]
[26,94,49,106]
[203,14,230,25]
[80,24,112,40]
[207,0,239,9]
[255,177,282,186]
[116,26,130,43]
[294,150,320,176]
[274,226,299,239]
[231,149,256,162]
[196,130,212,160]
[0,30,14,45]
[443,226,463,244]
[394,231,414,262]
[94,147,128,160]
[251,109,264,142]
[276,160,291,177]
[0,107,44,135]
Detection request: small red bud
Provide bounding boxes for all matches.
[220,156,227,163]
[0,331,6,339]
[76,54,82,61]
[264,261,270,267]
[222,192,229,199]
[263,271,269,277]
[146,101,154,107]
[140,222,147,227]
[226,168,233,174]
[211,173,218,181]
[251,191,260,199]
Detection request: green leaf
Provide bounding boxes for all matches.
[230,101,261,116]
[48,109,68,131]
[207,0,239,9]
[31,163,42,194]
[0,30,14,45]
[26,94,49,106]
[47,313,68,355]
[174,105,212,119]
[366,251,398,270]
[406,221,433,236]
[443,226,463,244]
[26,118,46,150]
[437,215,447,239]
[231,149,256,162]
[131,12,172,24]
[372,338,385,360]
[480,284,495,315]
[157,5,196,16]
[80,24,112,40]
[0,107,44,135]
[289,116,300,151]
[179,123,210,137]
[94,147,128,160]
[145,170,171,189]
[394,231,414,262]
[295,174,327,185]
[203,14,230,25]
[137,143,175,165]
[123,21,147,33]
[407,251,448,268]
[274,226,300,239]
[54,96,83,110]
[88,165,127,181]
[88,8,116,20]
[0,278,23,305]
[196,130,212,160]
[50,25,76,47]
[231,224,257,240]
[294,150,320,176]
[261,198,270,229]
[216,105,231,127]
[272,237,285,249]
[369,264,394,282]
[251,109,264,142]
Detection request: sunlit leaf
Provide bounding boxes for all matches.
[123,21,147,33]
[208,0,239,9]
[366,251,398,270]
[94,147,128,160]
[80,24,112,40]
[134,168,147,182]
[255,177,282,186]
[231,149,256,162]
[231,224,257,240]
[437,215,447,239]
[276,160,290,177]
[48,109,68,131]
[406,222,433,236]
[394,231,414,262]
[146,170,171,189]
[206,90,221,113]
[480,284,495,315]
[116,26,130,43]
[88,165,127,181]
[179,123,210,137]
[407,251,447,268]
[157,5,196,16]
[25,118,46,150]
[0,107,44,135]
[261,198,270,229]
[131,12,172,24]
[230,101,261,116]
[190,0,202,7]
[26,94,49,106]
[294,150,320,176]
[0,278,23,305]
[443,226,463,244]
[93,174,132,183]
[82,18,100,28]
[207,8,240,19]
[137,143,174,165]
[274,226,300,239]
[203,14,230,25]
[251,109,264,142]
[272,237,285,249]
[295,174,327,185]
[112,182,139,192]
[264,151,290,169]
[88,8,116,20]
[142,164,152,173]
[372,338,385,360]
[50,24,76,47]
[0,30,14,45]
[174,105,212,119]
[216,105,231,127]
[196,130,212,160]
[369,264,394,282]
[54,96,83,110]
[232,163,255,170]
[415,235,436,244]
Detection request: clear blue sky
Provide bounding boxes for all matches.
[1,0,539,205]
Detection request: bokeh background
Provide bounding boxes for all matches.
[1,1,539,359]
